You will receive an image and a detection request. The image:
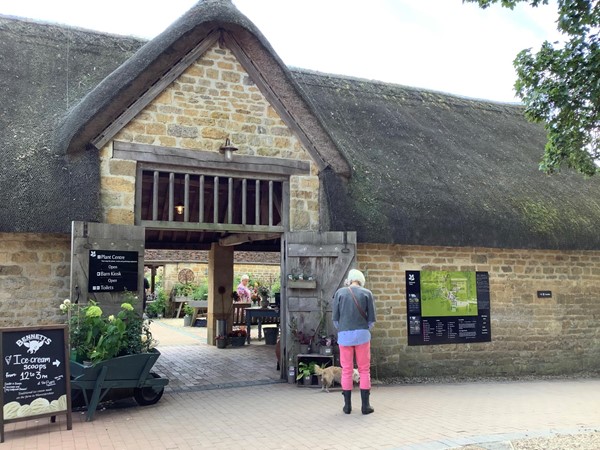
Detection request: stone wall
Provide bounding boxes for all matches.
[160,262,279,294]
[99,43,320,231]
[0,234,280,328]
[359,243,600,378]
[0,233,70,327]
[3,233,600,378]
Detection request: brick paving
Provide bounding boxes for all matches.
[3,320,600,449]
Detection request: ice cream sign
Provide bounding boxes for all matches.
[1,325,72,442]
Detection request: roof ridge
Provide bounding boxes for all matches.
[290,67,524,110]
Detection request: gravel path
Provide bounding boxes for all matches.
[458,430,600,449]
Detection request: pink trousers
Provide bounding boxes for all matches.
[338,341,371,390]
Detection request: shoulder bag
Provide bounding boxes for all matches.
[347,287,368,321]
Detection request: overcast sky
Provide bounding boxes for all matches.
[0,0,562,102]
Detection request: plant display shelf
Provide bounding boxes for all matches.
[287,280,317,289]
[296,353,334,387]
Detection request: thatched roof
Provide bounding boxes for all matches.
[2,1,600,249]
[0,15,145,232]
[293,71,600,249]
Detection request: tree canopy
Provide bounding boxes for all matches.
[465,0,600,176]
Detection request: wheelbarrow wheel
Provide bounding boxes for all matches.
[133,373,165,406]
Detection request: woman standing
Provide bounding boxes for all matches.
[333,269,376,415]
[236,274,252,302]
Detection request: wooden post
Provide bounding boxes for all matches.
[207,244,233,345]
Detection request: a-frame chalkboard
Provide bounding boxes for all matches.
[1,325,72,443]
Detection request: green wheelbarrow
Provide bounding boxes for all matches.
[70,349,169,421]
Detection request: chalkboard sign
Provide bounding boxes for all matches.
[1,325,72,442]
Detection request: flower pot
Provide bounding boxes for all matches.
[303,374,312,386]
[229,336,246,347]
[216,339,227,349]
[299,344,309,354]
[183,315,192,327]
[260,296,269,308]
[263,327,278,345]
[320,345,333,355]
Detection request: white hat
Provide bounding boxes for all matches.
[347,269,365,286]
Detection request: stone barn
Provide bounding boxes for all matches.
[2,0,600,378]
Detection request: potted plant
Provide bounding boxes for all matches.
[250,282,260,306]
[215,334,227,349]
[294,330,313,354]
[60,296,168,421]
[296,361,315,386]
[257,285,270,308]
[60,295,158,365]
[288,317,315,354]
[228,328,247,347]
[318,334,337,355]
[182,303,194,327]
[272,279,281,308]
[146,289,167,319]
[173,282,194,300]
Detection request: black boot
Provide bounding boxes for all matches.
[360,389,374,415]
[342,390,352,414]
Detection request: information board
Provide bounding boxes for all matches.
[88,249,139,293]
[1,325,72,442]
[406,270,491,346]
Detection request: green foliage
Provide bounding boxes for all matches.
[173,282,194,297]
[146,289,167,317]
[271,278,281,294]
[465,0,600,176]
[183,303,194,316]
[296,361,316,380]
[192,282,209,300]
[60,299,156,364]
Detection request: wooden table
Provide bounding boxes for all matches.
[189,300,208,323]
[245,307,280,344]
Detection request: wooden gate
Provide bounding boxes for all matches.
[281,231,356,373]
[70,221,145,316]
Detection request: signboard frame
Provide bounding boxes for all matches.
[1,325,72,442]
[406,270,491,346]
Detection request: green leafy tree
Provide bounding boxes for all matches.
[465,0,600,176]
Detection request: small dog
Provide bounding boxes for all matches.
[313,365,359,392]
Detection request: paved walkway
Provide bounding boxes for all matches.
[3,320,600,449]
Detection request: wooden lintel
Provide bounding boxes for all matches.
[141,220,283,234]
[218,232,281,247]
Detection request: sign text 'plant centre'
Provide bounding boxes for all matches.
[87,250,138,293]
